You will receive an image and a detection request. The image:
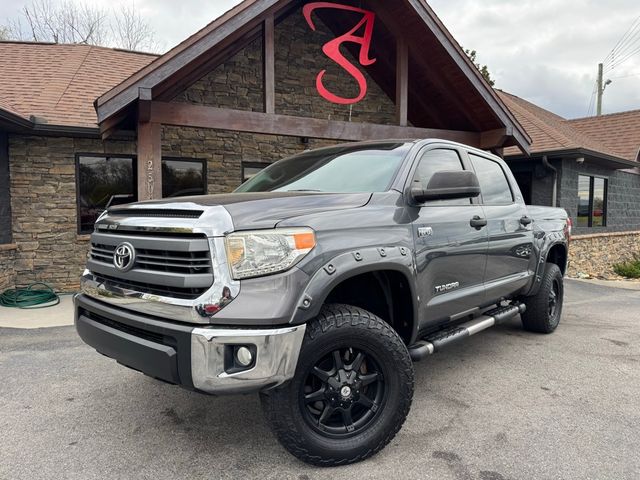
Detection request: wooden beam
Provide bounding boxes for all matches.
[137,122,162,201]
[138,87,153,124]
[149,101,481,145]
[99,109,129,140]
[263,14,275,114]
[480,127,510,150]
[396,38,409,127]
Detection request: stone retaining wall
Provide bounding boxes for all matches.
[568,231,640,279]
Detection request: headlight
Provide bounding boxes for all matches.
[225,228,316,280]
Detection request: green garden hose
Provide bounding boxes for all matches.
[0,283,61,309]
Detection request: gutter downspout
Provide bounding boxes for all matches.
[542,155,558,207]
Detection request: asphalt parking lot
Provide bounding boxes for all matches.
[1,279,639,480]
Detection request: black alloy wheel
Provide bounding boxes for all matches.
[260,305,414,466]
[300,347,386,438]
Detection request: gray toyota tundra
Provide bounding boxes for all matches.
[75,139,570,466]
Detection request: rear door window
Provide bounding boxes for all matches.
[469,154,514,205]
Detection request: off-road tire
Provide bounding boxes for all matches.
[521,263,564,333]
[260,304,414,467]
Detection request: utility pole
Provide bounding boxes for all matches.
[596,63,604,116]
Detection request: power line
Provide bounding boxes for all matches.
[605,34,640,70]
[603,15,640,65]
[606,44,640,71]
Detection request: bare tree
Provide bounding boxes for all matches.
[12,0,109,44]
[111,1,161,52]
[2,0,162,52]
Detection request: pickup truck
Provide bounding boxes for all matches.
[75,139,570,466]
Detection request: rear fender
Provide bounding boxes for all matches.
[526,233,568,297]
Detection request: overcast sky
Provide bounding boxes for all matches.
[4,0,640,119]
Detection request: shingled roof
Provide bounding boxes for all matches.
[0,41,156,130]
[497,90,639,168]
[569,110,640,163]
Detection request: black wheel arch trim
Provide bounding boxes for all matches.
[525,238,569,297]
[290,246,420,345]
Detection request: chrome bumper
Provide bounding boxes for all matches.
[190,325,306,394]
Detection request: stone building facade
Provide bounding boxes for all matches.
[1,9,400,292]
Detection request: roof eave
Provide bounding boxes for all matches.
[505,147,638,170]
[0,107,33,130]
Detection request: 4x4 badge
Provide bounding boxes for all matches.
[418,227,433,238]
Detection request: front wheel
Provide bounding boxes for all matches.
[260,304,414,466]
[521,262,564,333]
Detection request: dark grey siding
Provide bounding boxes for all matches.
[559,159,640,235]
[0,132,11,244]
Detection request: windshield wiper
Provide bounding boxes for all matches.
[285,189,323,193]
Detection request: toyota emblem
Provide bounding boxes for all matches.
[113,242,136,272]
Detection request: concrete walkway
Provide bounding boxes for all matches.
[0,294,75,329]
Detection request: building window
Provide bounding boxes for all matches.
[76,155,137,234]
[577,175,607,228]
[162,158,207,198]
[242,162,269,183]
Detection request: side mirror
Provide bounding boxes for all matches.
[411,170,481,203]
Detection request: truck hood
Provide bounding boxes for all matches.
[127,192,373,230]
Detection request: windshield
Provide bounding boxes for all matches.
[235,143,411,193]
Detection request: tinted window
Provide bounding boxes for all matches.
[577,175,591,227]
[592,177,606,227]
[77,156,136,234]
[236,143,411,193]
[469,154,513,205]
[412,149,469,205]
[162,159,206,198]
[578,175,607,227]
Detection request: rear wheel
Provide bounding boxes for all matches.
[521,263,564,333]
[260,304,414,466]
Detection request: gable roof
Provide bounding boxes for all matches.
[95,0,531,152]
[569,110,640,163]
[498,90,638,168]
[0,41,156,131]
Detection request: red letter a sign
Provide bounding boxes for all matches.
[303,2,377,105]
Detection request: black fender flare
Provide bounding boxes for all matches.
[290,245,420,343]
[526,235,569,297]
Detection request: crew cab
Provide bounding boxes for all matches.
[75,139,570,466]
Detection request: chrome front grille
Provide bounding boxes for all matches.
[87,231,213,300]
[90,243,212,275]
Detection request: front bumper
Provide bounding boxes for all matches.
[75,294,306,395]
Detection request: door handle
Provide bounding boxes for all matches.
[470,216,488,229]
[520,216,533,226]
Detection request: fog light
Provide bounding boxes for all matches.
[235,346,253,367]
